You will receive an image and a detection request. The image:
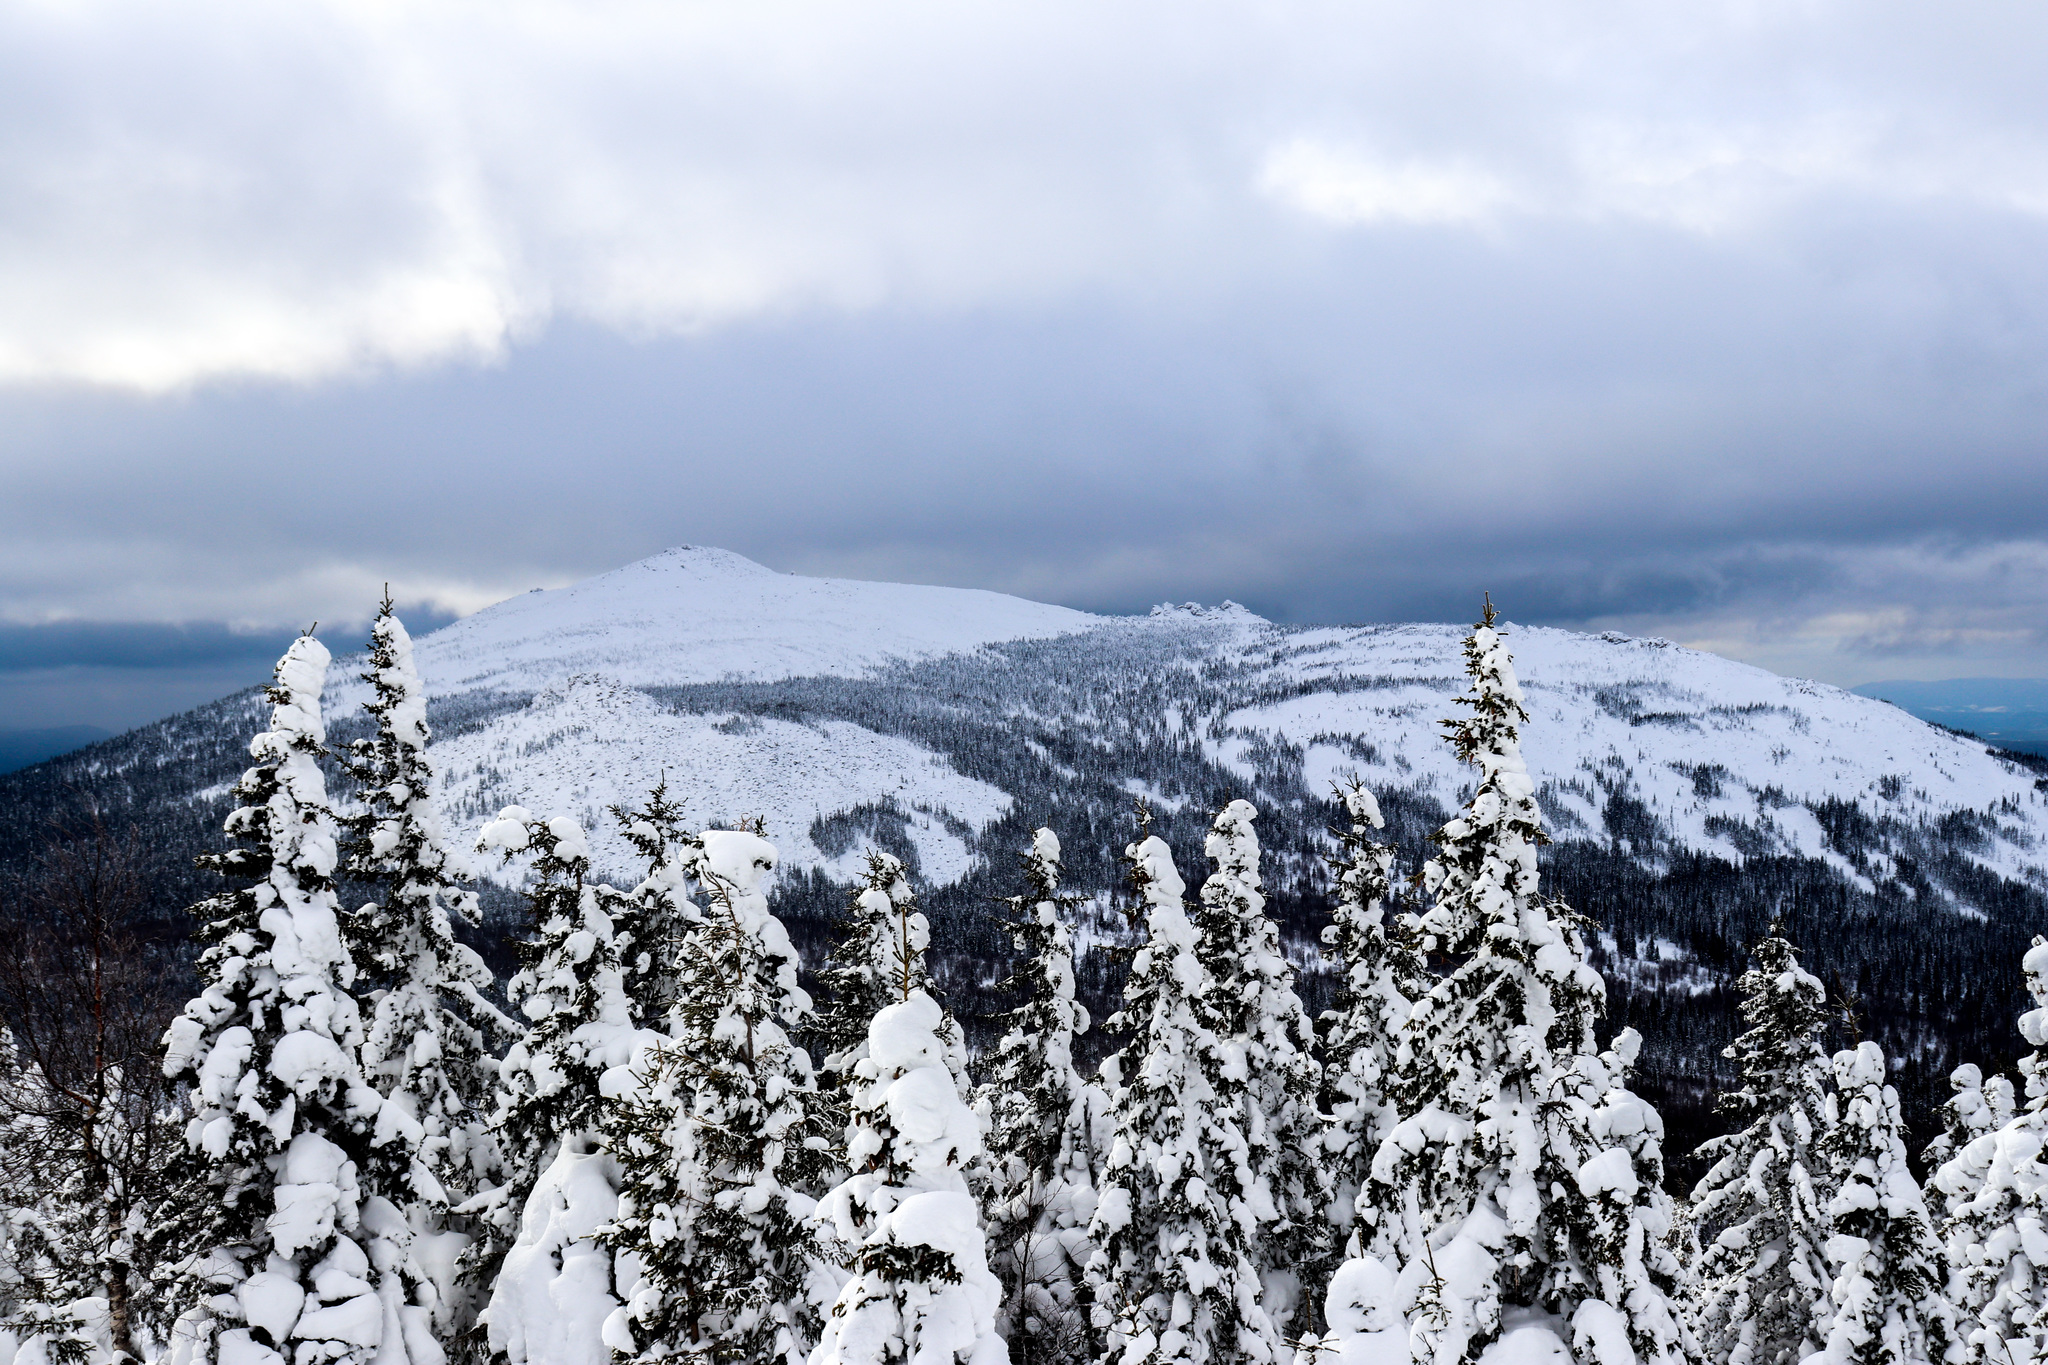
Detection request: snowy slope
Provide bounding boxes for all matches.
[375,545,1100,696]
[431,674,1011,885]
[1227,624,2047,894]
[309,546,2045,907]
[320,546,1098,879]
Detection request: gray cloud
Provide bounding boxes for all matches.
[0,622,302,672]
[0,616,458,730]
[0,0,2044,713]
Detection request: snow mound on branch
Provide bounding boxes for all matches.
[1301,1256,1408,1365]
[701,826,778,894]
[1478,1315,1574,1365]
[483,1142,623,1365]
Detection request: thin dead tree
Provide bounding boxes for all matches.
[0,806,184,1361]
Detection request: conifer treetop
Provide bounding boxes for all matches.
[1125,834,1195,968]
[347,604,477,919]
[986,826,1090,1093]
[610,780,709,1028]
[1413,601,1546,958]
[615,778,702,898]
[1031,824,1061,875]
[1807,1041,1955,1365]
[1706,929,1832,1128]
[243,633,344,896]
[701,825,814,1020]
[363,599,433,754]
[1444,596,1531,769]
[1202,798,1259,884]
[1321,776,1426,1263]
[1687,928,1834,1365]
[815,849,938,1074]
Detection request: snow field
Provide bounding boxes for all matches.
[426,674,1011,886]
[338,546,1101,700]
[1226,622,2047,883]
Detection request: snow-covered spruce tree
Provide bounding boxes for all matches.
[609,780,706,1032]
[159,634,437,1365]
[1687,929,1837,1365]
[1192,800,1330,1333]
[809,991,1005,1365]
[464,809,642,1308]
[1805,1041,1955,1365]
[340,600,516,1327]
[1317,778,1428,1264]
[1921,1065,2013,1216]
[600,829,831,1365]
[1086,831,1281,1365]
[1930,937,2048,1365]
[811,853,966,1149]
[975,828,1109,1365]
[1367,601,1688,1365]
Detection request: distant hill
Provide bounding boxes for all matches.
[6,545,2046,1164]
[0,723,112,775]
[1853,677,2048,756]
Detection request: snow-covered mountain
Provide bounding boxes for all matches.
[8,544,2046,1143]
[316,547,2044,909]
[376,544,1098,695]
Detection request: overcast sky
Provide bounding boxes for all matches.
[3,0,2045,731]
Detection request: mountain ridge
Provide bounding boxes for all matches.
[5,545,2045,1154]
[366,544,1104,700]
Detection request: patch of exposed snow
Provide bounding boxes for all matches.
[430,675,1009,887]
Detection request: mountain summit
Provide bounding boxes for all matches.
[381,545,1102,697]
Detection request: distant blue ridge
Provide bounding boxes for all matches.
[0,724,113,775]
[1852,677,2048,756]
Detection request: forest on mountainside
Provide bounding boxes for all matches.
[4,617,2048,1180]
[10,606,2031,1365]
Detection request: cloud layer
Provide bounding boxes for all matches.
[1,0,2044,711]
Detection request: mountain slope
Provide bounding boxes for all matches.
[367,544,1101,698]
[357,555,2045,909]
